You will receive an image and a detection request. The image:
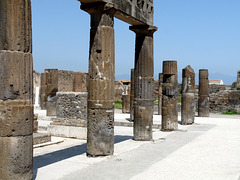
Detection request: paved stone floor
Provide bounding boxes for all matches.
[33,111,240,180]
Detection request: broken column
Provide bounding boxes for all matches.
[162,61,178,131]
[122,94,130,113]
[237,70,240,89]
[0,0,33,179]
[81,3,115,156]
[130,25,157,141]
[130,69,134,121]
[198,69,209,117]
[181,65,195,125]
[158,73,163,115]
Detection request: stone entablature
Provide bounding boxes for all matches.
[79,0,153,25]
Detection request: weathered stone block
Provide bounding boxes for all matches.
[87,109,114,156]
[0,0,32,52]
[0,100,33,137]
[0,51,33,101]
[162,61,178,131]
[134,105,153,141]
[0,135,33,180]
[181,93,195,125]
[73,72,88,92]
[181,65,195,125]
[198,69,209,117]
[45,69,58,96]
[46,96,57,116]
[58,70,74,92]
[122,94,130,113]
[56,92,87,120]
[162,96,178,130]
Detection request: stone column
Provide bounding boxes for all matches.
[162,61,178,131]
[130,25,157,141]
[40,72,47,109]
[81,3,115,156]
[122,94,130,113]
[130,69,135,121]
[181,65,195,125]
[0,0,33,179]
[158,73,163,115]
[198,69,209,117]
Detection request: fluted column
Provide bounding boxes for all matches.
[198,69,209,117]
[0,0,33,179]
[130,25,157,141]
[81,3,115,156]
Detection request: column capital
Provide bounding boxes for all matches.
[129,25,158,36]
[81,2,116,15]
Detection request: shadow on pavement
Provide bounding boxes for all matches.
[33,135,132,179]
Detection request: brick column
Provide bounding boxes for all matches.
[158,73,163,115]
[198,69,209,117]
[130,25,157,141]
[162,61,178,131]
[181,65,195,125]
[130,69,135,121]
[81,3,115,156]
[0,0,33,179]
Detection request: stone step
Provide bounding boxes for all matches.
[33,133,51,145]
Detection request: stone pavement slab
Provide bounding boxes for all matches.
[33,114,240,180]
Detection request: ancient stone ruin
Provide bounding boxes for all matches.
[122,94,130,113]
[0,0,157,178]
[158,73,163,115]
[130,69,135,121]
[198,69,210,117]
[162,61,178,131]
[40,69,88,116]
[181,65,195,125]
[237,70,240,89]
[79,0,157,155]
[0,1,33,179]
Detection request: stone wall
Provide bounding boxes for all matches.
[210,90,240,113]
[51,92,88,127]
[40,69,88,111]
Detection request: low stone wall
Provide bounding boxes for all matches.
[50,92,87,127]
[210,90,240,113]
[56,92,87,120]
[49,92,88,139]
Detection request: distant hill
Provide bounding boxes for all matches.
[116,72,236,85]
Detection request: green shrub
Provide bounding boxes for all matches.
[114,101,122,109]
[222,110,240,115]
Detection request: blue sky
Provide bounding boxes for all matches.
[32,0,240,84]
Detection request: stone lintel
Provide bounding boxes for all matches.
[80,2,116,15]
[79,0,154,26]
